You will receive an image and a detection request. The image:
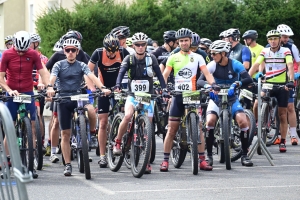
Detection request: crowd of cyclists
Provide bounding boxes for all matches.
[0,23,299,178]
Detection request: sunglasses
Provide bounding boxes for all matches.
[17,50,27,53]
[200,47,207,51]
[5,42,13,45]
[65,48,77,53]
[209,52,221,56]
[134,43,147,47]
[268,37,279,41]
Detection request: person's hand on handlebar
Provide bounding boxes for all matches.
[114,85,121,93]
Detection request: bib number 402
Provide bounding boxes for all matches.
[177,84,189,91]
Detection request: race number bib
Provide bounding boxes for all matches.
[131,80,149,92]
[174,79,192,91]
[13,95,31,104]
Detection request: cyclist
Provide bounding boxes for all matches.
[219,31,227,41]
[152,40,159,49]
[0,30,52,178]
[88,33,129,168]
[199,38,212,60]
[198,40,254,167]
[126,37,133,48]
[48,38,111,176]
[151,30,177,68]
[276,24,300,145]
[249,30,295,153]
[4,35,13,49]
[113,32,167,174]
[160,28,216,172]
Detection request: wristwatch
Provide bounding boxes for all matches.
[47,84,53,88]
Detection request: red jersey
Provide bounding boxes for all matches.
[0,48,43,92]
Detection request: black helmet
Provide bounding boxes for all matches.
[147,38,153,46]
[111,26,130,39]
[163,30,177,42]
[242,30,258,40]
[226,28,240,38]
[64,30,83,42]
[175,28,192,39]
[103,33,120,53]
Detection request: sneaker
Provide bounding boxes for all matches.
[241,155,253,167]
[98,156,108,168]
[206,156,213,166]
[45,146,51,156]
[291,137,298,145]
[160,161,169,172]
[42,146,47,154]
[144,164,152,174]
[50,154,59,163]
[32,169,38,179]
[199,155,212,171]
[64,164,72,176]
[273,137,281,145]
[89,157,93,162]
[279,143,287,152]
[113,143,122,155]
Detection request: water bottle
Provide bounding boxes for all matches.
[18,137,22,147]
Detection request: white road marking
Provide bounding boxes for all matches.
[73,176,115,195]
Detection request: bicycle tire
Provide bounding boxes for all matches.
[21,117,34,173]
[107,113,125,172]
[222,110,231,170]
[149,122,156,163]
[266,104,280,146]
[79,115,91,179]
[215,120,225,163]
[187,113,199,175]
[131,115,152,178]
[258,103,269,155]
[296,101,300,138]
[231,109,256,162]
[35,113,43,170]
[171,124,187,168]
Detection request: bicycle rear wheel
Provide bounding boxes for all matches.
[222,110,231,170]
[131,115,152,178]
[107,113,125,172]
[149,122,156,164]
[79,115,91,179]
[21,117,34,173]
[171,124,187,168]
[34,113,43,170]
[187,112,199,175]
[266,103,280,146]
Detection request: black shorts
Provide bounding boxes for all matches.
[169,95,184,119]
[268,88,289,108]
[97,96,110,114]
[57,100,77,130]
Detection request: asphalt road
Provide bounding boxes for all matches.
[21,119,300,200]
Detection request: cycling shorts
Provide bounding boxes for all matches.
[262,87,289,107]
[206,98,244,119]
[125,96,154,117]
[288,89,295,103]
[57,99,77,130]
[97,96,116,114]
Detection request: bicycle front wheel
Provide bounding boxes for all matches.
[171,124,187,168]
[131,115,152,178]
[221,110,231,170]
[34,113,43,170]
[187,112,199,175]
[266,103,280,146]
[79,115,91,180]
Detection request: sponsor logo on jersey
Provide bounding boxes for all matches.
[190,57,194,62]
[178,68,192,78]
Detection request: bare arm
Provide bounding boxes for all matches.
[38,67,50,86]
[243,61,250,70]
[287,62,294,81]
[201,66,215,85]
[84,75,96,91]
[162,67,171,84]
[159,63,165,74]
[258,61,266,73]
[248,62,260,77]
[88,61,95,72]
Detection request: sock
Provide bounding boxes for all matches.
[100,155,105,158]
[90,129,96,134]
[206,129,214,157]
[51,147,56,155]
[280,138,286,144]
[289,127,297,138]
[240,129,249,156]
[163,153,170,162]
[198,152,205,163]
[47,140,51,146]
[115,139,121,145]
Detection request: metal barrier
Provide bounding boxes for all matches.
[0,102,32,200]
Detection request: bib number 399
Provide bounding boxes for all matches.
[131,80,149,92]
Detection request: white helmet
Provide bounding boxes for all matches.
[131,32,148,44]
[209,40,232,53]
[53,41,63,51]
[14,31,31,51]
[62,38,81,49]
[30,33,41,43]
[277,24,294,36]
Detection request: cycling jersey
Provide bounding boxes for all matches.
[0,48,43,92]
[166,51,206,91]
[255,47,293,84]
[89,47,129,88]
[151,46,170,64]
[229,43,251,67]
[247,44,264,78]
[33,51,49,86]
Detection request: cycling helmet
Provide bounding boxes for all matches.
[147,38,153,46]
[126,37,132,46]
[200,38,212,48]
[242,30,258,40]
[266,30,281,38]
[64,30,83,42]
[209,40,232,53]
[111,26,130,38]
[53,40,63,51]
[191,32,201,47]
[63,38,81,49]
[163,30,177,42]
[13,31,31,51]
[277,24,294,36]
[175,28,192,39]
[226,28,240,38]
[30,33,41,43]
[103,33,120,53]
[4,35,13,44]
[219,31,227,39]
[131,32,148,44]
